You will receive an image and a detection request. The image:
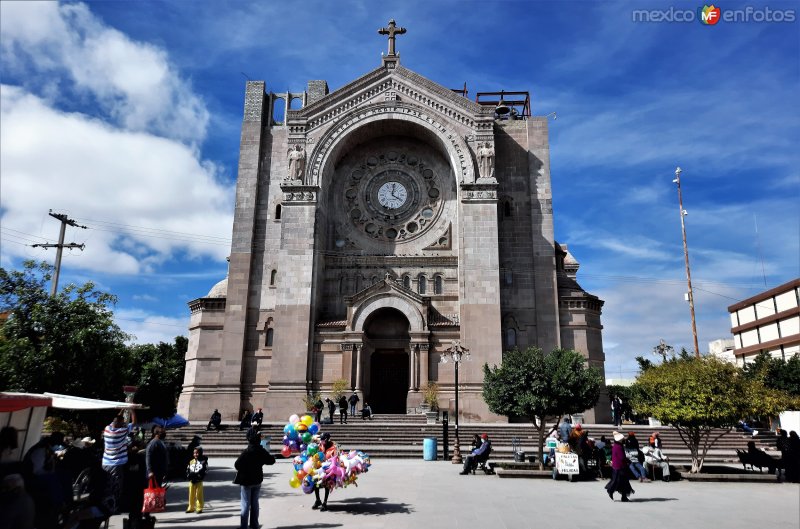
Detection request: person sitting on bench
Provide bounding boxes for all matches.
[460,433,491,475]
[643,442,670,481]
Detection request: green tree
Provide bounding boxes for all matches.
[126,337,188,420]
[634,356,654,373]
[0,261,130,399]
[631,356,791,472]
[482,347,602,469]
[742,352,800,398]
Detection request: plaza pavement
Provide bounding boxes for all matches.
[109,458,800,529]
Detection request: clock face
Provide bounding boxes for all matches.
[377,181,407,209]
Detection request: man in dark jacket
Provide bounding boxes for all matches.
[146,427,169,486]
[207,409,222,431]
[338,396,348,424]
[326,399,335,424]
[234,433,275,529]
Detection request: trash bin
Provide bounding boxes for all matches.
[423,437,437,461]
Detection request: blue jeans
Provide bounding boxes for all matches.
[629,461,646,479]
[240,484,260,529]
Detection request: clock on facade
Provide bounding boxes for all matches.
[377,181,408,209]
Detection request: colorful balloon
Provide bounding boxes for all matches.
[281,445,291,457]
[289,476,300,488]
[289,414,300,424]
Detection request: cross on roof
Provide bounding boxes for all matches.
[378,19,406,57]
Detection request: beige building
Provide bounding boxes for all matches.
[728,278,800,366]
[177,33,607,423]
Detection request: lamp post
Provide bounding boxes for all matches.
[673,167,700,358]
[440,340,470,464]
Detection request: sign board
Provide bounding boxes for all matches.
[555,452,579,475]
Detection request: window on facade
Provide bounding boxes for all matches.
[270,269,277,286]
[505,328,517,349]
[275,204,282,220]
[403,275,411,289]
[266,328,274,347]
[504,200,513,217]
[434,275,443,294]
[505,270,513,285]
[418,275,427,295]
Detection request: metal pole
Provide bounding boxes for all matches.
[675,167,700,358]
[451,359,462,464]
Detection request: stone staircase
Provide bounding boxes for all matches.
[166,415,778,466]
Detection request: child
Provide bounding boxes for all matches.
[186,447,208,513]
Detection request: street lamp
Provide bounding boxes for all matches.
[440,340,470,464]
[673,167,700,358]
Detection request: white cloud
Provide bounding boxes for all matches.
[0,1,208,144]
[0,86,232,274]
[115,308,187,345]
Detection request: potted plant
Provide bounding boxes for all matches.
[422,382,440,423]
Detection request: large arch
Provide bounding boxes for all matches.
[351,293,426,333]
[308,100,476,188]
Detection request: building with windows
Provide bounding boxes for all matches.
[177,25,607,422]
[728,278,800,365]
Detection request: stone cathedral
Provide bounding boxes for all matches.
[178,22,609,423]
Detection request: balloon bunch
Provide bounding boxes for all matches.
[281,414,371,494]
[280,414,320,458]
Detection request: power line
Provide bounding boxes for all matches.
[0,227,52,244]
[73,216,231,244]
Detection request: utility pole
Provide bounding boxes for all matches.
[32,210,87,295]
[673,167,700,358]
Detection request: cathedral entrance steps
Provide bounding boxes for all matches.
[171,421,777,461]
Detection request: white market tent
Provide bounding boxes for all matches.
[0,392,143,463]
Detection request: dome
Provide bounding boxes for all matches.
[207,277,228,298]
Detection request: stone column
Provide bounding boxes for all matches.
[419,343,430,385]
[408,345,413,390]
[355,344,363,391]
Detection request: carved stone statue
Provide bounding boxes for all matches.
[477,142,495,180]
[287,145,306,181]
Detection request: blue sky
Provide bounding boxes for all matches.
[1,0,798,380]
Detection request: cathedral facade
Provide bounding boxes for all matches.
[178,33,608,423]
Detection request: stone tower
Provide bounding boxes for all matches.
[178,29,608,423]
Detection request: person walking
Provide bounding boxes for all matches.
[185,447,208,514]
[348,392,360,416]
[146,426,169,486]
[326,398,335,424]
[234,432,276,529]
[605,431,634,502]
[612,397,623,427]
[312,433,336,511]
[313,397,324,424]
[338,395,348,424]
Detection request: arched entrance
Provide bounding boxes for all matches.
[364,307,409,414]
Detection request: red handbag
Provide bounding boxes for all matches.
[142,477,167,513]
